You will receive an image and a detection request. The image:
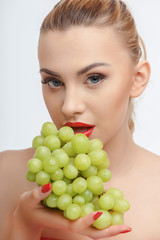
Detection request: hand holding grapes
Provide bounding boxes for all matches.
[8,184,131,240]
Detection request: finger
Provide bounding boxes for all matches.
[29,183,52,206]
[18,183,52,210]
[69,211,103,233]
[36,207,71,230]
[38,211,102,233]
[22,185,71,230]
[81,224,132,239]
[34,204,102,232]
[37,210,102,232]
[18,184,72,231]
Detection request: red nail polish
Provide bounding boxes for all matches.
[41,183,51,193]
[119,228,132,234]
[93,212,103,220]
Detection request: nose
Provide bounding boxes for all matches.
[62,86,85,119]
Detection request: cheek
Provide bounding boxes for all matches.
[42,87,62,127]
[92,83,130,132]
[93,85,130,117]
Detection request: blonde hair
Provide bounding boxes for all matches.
[40,0,147,133]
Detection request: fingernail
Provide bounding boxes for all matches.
[41,183,51,193]
[119,228,132,234]
[93,212,103,220]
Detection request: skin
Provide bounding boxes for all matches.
[1,26,160,240]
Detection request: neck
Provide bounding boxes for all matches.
[103,126,137,178]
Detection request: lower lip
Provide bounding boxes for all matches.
[74,127,95,138]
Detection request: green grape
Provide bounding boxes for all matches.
[44,135,61,151]
[81,203,94,217]
[36,171,50,185]
[62,176,72,185]
[88,138,103,152]
[96,157,110,170]
[71,133,90,154]
[73,195,85,206]
[50,168,64,181]
[105,188,124,199]
[62,142,76,157]
[41,197,47,207]
[72,177,87,193]
[40,130,45,138]
[88,149,107,166]
[112,199,130,213]
[63,164,78,179]
[34,146,51,161]
[93,185,104,195]
[63,209,67,218]
[58,126,74,143]
[66,184,76,197]
[99,194,114,210]
[27,158,43,173]
[57,193,72,210]
[45,193,58,208]
[92,197,100,211]
[97,169,112,182]
[91,195,99,203]
[110,212,124,225]
[68,158,74,165]
[43,156,59,173]
[41,122,58,136]
[87,176,104,195]
[25,170,36,182]
[93,210,112,229]
[80,189,93,202]
[94,186,105,196]
[81,165,97,178]
[52,180,67,195]
[52,149,70,168]
[32,135,44,149]
[66,203,81,220]
[85,202,95,211]
[74,153,91,171]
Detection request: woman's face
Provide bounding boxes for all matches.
[38,27,135,149]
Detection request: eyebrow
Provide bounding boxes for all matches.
[40,62,111,77]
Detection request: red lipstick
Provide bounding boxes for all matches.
[64,122,95,137]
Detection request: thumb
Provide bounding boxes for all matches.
[31,183,52,205]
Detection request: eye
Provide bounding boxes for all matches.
[41,77,63,88]
[86,74,105,85]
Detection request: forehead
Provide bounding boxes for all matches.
[38,26,132,69]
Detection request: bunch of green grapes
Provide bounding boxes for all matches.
[26,122,130,229]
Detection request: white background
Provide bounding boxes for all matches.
[0,0,160,155]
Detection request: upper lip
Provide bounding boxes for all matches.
[64,122,95,127]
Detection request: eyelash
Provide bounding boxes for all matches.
[41,74,106,88]
[86,74,105,85]
[41,78,63,88]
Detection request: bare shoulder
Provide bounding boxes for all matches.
[0,148,36,208]
[0,147,36,194]
[136,145,160,190]
[0,147,36,192]
[0,148,34,174]
[0,147,35,163]
[0,148,37,238]
[139,146,160,168]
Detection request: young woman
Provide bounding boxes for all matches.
[1,0,160,239]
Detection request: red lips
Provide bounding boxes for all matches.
[64,122,95,137]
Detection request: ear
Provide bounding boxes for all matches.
[130,60,151,98]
